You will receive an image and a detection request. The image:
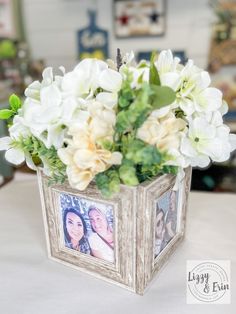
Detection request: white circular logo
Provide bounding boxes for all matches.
[187,262,229,303]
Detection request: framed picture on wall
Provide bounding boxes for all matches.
[0,0,15,38]
[114,0,166,38]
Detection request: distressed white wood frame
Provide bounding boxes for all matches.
[37,167,192,295]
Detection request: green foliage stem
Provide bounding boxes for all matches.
[12,136,66,184]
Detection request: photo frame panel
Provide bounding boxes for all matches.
[154,187,180,259]
[113,0,167,38]
[135,167,192,293]
[37,170,137,292]
[56,192,116,264]
[152,167,191,277]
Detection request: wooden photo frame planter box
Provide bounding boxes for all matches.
[37,167,192,295]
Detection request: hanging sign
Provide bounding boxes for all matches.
[77,11,109,60]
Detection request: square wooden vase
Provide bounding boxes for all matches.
[37,167,192,295]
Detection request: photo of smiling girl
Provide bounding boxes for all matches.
[63,208,91,254]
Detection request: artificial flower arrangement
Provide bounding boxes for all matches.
[0,50,235,197]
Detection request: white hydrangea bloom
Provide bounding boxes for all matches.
[0,116,36,169]
[181,116,236,167]
[155,50,223,117]
[155,49,182,91]
[0,51,235,194]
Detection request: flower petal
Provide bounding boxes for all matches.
[108,152,123,165]
[24,80,41,100]
[195,71,211,90]
[58,148,73,165]
[199,138,223,160]
[0,137,11,151]
[196,87,222,112]
[42,67,53,86]
[160,72,181,90]
[179,98,195,116]
[25,153,37,170]
[99,69,122,92]
[40,84,62,108]
[96,92,118,109]
[67,166,93,191]
[156,50,174,73]
[191,155,210,168]
[181,138,197,157]
[229,133,236,152]
[73,149,96,169]
[5,148,25,165]
[46,124,65,149]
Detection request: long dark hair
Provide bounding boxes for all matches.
[63,208,87,245]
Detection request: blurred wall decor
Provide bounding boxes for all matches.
[77,10,109,60]
[0,0,14,38]
[114,0,166,38]
[137,50,187,63]
[212,75,236,122]
[208,0,236,72]
[22,0,211,69]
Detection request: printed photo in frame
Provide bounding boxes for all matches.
[151,173,187,271]
[114,0,166,38]
[59,193,115,263]
[154,187,180,259]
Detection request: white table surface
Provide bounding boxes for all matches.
[0,177,236,314]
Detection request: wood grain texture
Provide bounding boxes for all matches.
[37,167,192,295]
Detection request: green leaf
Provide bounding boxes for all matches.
[119,164,139,186]
[125,139,162,166]
[150,85,176,109]
[0,109,14,119]
[162,165,179,175]
[95,169,121,198]
[115,110,130,133]
[149,51,161,86]
[118,96,130,108]
[9,94,21,112]
[137,72,144,84]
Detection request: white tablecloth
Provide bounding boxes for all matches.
[0,178,236,314]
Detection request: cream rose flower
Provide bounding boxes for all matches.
[137,110,187,166]
[58,132,122,190]
[58,107,122,190]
